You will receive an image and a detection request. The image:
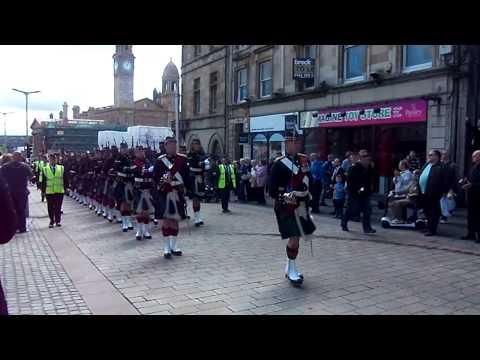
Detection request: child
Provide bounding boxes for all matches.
[333,174,346,219]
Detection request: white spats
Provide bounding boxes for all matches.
[136,223,144,240]
[169,236,182,256]
[121,216,128,232]
[194,211,204,226]
[143,224,152,239]
[126,217,133,230]
[286,258,303,283]
[163,237,172,258]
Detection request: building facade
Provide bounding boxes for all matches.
[180,45,227,158]
[181,45,480,192]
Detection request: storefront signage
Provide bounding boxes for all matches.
[293,58,315,80]
[250,113,295,133]
[300,99,427,128]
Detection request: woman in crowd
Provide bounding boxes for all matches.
[254,159,267,205]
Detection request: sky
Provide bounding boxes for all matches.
[0,45,182,136]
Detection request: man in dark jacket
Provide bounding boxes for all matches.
[0,172,18,315]
[341,150,376,233]
[0,152,33,233]
[418,150,448,236]
[461,150,480,242]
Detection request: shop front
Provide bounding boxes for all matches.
[301,98,428,194]
[249,113,298,164]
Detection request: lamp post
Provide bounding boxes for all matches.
[12,88,40,148]
[175,87,180,152]
[1,112,14,152]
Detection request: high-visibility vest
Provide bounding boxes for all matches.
[43,165,65,194]
[36,160,45,181]
[218,164,236,189]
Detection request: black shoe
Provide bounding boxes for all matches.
[195,222,201,227]
[199,221,204,225]
[461,234,476,241]
[364,228,376,234]
[342,225,349,232]
[171,250,183,256]
[122,229,127,233]
[476,238,480,244]
[144,234,152,240]
[56,223,61,227]
[164,253,172,259]
[136,236,143,241]
[49,223,54,228]
[424,232,436,237]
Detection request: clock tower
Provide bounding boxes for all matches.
[113,45,135,107]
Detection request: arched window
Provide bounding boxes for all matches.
[252,134,268,162]
[253,134,267,142]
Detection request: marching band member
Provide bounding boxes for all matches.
[268,130,316,286]
[187,139,207,226]
[132,148,155,241]
[114,143,135,232]
[153,137,190,259]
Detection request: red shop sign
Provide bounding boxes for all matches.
[301,99,428,128]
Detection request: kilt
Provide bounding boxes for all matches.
[133,189,155,215]
[274,198,316,239]
[155,187,187,221]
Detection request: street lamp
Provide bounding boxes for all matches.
[1,112,14,152]
[12,88,40,148]
[175,87,181,152]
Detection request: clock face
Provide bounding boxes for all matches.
[123,60,132,72]
[114,60,118,73]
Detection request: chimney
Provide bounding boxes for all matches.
[62,102,68,121]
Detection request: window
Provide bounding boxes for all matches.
[259,60,272,98]
[194,45,202,57]
[403,45,433,72]
[344,45,367,82]
[193,78,200,115]
[236,68,248,103]
[209,72,218,113]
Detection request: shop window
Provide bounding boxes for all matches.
[403,45,433,72]
[236,68,248,103]
[259,60,273,98]
[193,78,201,115]
[344,45,367,83]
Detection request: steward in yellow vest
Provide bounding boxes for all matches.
[215,159,236,213]
[41,154,69,227]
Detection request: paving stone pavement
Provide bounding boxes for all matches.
[0,194,92,315]
[4,189,480,315]
[40,191,480,315]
